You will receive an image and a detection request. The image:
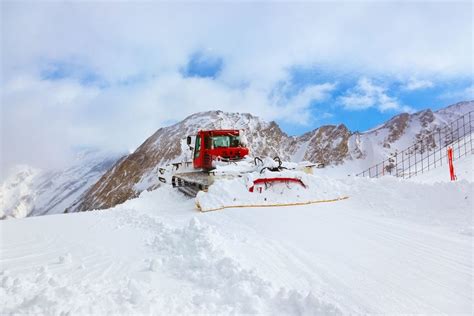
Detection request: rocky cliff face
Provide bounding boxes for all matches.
[291,124,351,164]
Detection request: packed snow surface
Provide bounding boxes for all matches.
[0,155,472,314]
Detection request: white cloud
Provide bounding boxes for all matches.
[1,1,471,174]
[275,83,336,125]
[1,75,100,175]
[1,2,472,86]
[339,77,414,113]
[1,73,335,174]
[438,84,474,101]
[403,78,434,91]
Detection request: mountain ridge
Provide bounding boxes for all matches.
[71,100,473,213]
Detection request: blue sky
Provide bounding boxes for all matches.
[182,52,224,80]
[279,68,473,134]
[177,55,473,134]
[1,1,472,173]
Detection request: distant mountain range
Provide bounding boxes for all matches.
[1,101,472,218]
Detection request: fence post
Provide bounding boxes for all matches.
[414,145,417,177]
[408,151,411,178]
[447,147,456,181]
[469,112,473,153]
[470,112,473,153]
[427,140,430,172]
[420,139,424,173]
[439,129,442,167]
[463,115,467,156]
[395,153,398,177]
[401,151,405,178]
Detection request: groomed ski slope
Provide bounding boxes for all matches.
[1,155,472,314]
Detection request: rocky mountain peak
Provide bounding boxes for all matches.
[383,112,410,145]
[295,124,352,164]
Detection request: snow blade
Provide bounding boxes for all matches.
[195,168,350,212]
[249,177,306,192]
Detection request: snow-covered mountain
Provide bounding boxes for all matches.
[1,101,471,217]
[337,100,474,174]
[71,101,473,213]
[0,150,122,219]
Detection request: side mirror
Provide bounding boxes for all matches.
[186,136,192,145]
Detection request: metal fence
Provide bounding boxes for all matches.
[356,111,474,179]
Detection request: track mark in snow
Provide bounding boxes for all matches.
[257,207,472,314]
[153,218,341,314]
[115,208,343,315]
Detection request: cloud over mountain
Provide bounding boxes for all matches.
[1,2,472,177]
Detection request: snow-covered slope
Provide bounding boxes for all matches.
[0,150,122,219]
[346,101,473,169]
[410,153,473,183]
[302,100,474,178]
[1,154,472,314]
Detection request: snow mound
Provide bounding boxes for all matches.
[147,217,341,314]
[196,171,350,212]
[0,268,171,315]
[0,165,40,219]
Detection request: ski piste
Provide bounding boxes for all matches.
[1,154,472,314]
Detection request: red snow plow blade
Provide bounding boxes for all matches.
[249,177,306,192]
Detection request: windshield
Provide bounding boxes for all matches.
[194,136,201,158]
[212,135,240,148]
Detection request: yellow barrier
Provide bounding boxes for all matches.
[196,196,349,212]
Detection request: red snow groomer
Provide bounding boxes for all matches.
[190,129,249,170]
[164,129,311,197]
